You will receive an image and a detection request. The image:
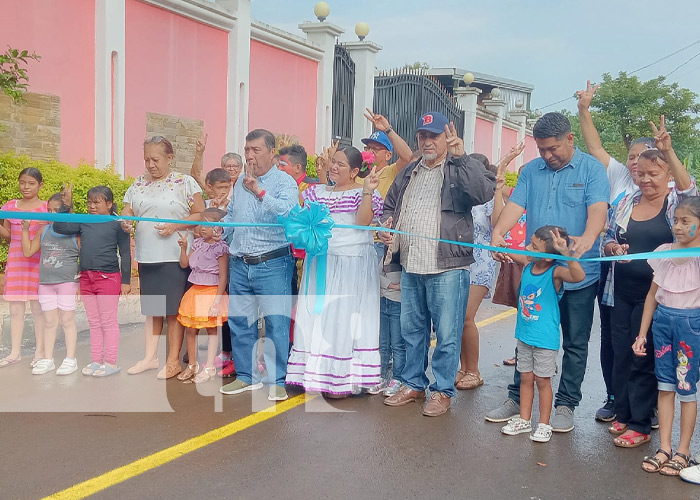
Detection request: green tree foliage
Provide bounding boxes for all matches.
[0,46,41,103]
[565,72,700,178]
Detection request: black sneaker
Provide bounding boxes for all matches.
[595,396,616,422]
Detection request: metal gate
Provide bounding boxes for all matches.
[331,45,355,147]
[373,69,465,151]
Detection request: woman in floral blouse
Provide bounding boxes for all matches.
[122,136,205,379]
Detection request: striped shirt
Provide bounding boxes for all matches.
[223,166,299,257]
[396,159,444,274]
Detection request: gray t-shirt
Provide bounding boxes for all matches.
[39,226,80,285]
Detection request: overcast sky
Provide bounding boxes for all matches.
[250,0,700,113]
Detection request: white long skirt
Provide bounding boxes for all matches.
[286,244,381,395]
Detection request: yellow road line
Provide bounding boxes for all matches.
[430,308,516,347]
[41,394,311,500]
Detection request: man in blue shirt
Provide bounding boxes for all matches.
[486,112,609,432]
[220,129,299,402]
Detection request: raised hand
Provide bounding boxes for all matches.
[363,108,392,132]
[444,122,464,157]
[650,115,672,153]
[196,130,208,155]
[576,79,599,110]
[177,231,187,249]
[242,163,261,196]
[549,228,571,255]
[61,182,73,207]
[363,166,380,192]
[496,141,525,188]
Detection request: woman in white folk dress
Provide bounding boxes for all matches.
[286,146,383,398]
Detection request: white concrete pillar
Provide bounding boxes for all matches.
[299,21,344,153]
[454,87,482,154]
[484,98,506,164]
[343,40,381,148]
[94,0,126,176]
[509,110,529,170]
[218,0,251,154]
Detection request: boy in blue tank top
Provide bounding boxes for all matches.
[501,226,585,442]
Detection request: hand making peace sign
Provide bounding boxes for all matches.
[363,108,392,132]
[576,79,599,110]
[444,121,464,157]
[650,115,672,153]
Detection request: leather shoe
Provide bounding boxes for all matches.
[422,392,451,417]
[384,386,426,407]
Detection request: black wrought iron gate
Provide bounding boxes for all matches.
[373,70,465,151]
[331,45,355,148]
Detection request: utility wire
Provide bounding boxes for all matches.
[665,49,700,78]
[537,39,700,111]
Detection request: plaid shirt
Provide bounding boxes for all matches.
[600,177,697,306]
[396,159,444,274]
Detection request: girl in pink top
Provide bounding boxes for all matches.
[0,168,47,368]
[633,197,700,476]
[176,207,229,384]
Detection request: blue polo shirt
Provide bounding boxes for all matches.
[509,147,609,290]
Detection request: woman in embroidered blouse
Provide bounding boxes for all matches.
[601,117,697,448]
[122,136,205,380]
[286,146,383,397]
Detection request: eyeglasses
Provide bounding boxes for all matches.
[364,145,386,154]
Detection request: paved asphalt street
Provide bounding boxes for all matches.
[2,301,700,500]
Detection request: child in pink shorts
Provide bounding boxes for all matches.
[22,193,80,375]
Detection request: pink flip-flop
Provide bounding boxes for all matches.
[0,357,21,368]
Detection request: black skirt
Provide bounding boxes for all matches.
[138,262,190,316]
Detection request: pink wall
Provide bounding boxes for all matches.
[124,0,228,178]
[473,117,494,161]
[0,0,95,165]
[523,135,538,165]
[248,40,318,154]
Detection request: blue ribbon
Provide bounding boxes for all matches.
[2,209,700,264]
[277,202,334,314]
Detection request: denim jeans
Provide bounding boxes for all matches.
[400,269,470,397]
[379,297,404,382]
[228,254,293,387]
[508,282,598,408]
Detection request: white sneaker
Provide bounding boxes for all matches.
[530,423,553,443]
[681,464,700,484]
[501,416,532,436]
[56,357,78,375]
[32,358,55,375]
[383,379,402,397]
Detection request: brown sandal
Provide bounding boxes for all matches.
[456,371,484,390]
[642,448,672,473]
[177,363,199,382]
[659,452,690,476]
[454,369,467,384]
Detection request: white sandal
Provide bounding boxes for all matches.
[193,366,216,384]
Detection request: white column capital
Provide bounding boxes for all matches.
[455,87,482,155]
[483,98,506,117]
[298,21,344,40]
[343,40,382,54]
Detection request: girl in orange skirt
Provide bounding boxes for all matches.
[176,208,229,383]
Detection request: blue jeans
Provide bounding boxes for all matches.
[228,254,293,387]
[653,305,700,402]
[380,297,404,382]
[508,282,598,408]
[400,269,470,397]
